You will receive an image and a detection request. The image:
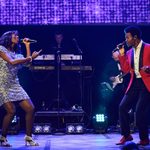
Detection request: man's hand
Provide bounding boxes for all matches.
[141,66,150,73]
[112,51,120,61]
[119,46,125,56]
[109,76,116,82]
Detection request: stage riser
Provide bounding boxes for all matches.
[35,111,85,129]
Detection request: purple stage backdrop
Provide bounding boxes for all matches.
[0,0,149,25]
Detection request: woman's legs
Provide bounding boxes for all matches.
[1,102,16,137]
[19,99,35,136]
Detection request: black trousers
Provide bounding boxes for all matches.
[119,78,150,140]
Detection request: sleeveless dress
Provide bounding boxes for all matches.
[0,45,30,106]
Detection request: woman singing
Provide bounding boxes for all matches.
[0,30,41,147]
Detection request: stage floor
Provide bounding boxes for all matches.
[0,132,150,150]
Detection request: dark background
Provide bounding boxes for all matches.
[0,25,150,128]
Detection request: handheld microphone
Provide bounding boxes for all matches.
[112,41,126,53]
[20,38,37,43]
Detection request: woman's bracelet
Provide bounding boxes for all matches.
[27,56,32,62]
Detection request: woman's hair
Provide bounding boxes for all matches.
[0,30,20,52]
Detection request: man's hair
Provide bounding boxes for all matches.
[54,31,63,36]
[124,26,142,39]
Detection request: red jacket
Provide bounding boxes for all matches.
[119,42,150,93]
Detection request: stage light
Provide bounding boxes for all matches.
[33,125,43,134]
[76,125,84,134]
[8,115,20,134]
[43,125,51,133]
[96,114,105,122]
[66,125,75,134]
[93,114,108,133]
[12,115,17,123]
[0,0,149,25]
[33,123,51,134]
[66,123,85,134]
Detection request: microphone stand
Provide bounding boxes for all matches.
[54,49,64,134]
[79,51,83,109]
[73,38,84,108]
[56,49,61,112]
[76,44,83,110]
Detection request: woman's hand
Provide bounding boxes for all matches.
[22,38,31,46]
[31,49,42,59]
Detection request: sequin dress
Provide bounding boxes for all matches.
[0,45,30,106]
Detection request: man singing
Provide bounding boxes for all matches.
[113,26,150,146]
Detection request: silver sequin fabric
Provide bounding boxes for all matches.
[0,45,30,106]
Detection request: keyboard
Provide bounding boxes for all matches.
[29,65,92,71]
